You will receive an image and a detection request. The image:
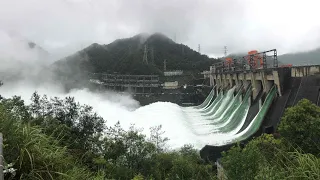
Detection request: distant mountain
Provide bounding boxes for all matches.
[278,48,320,65]
[224,48,320,66]
[52,33,219,76]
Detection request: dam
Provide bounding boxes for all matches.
[198,49,320,161]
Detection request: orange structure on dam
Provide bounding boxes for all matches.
[246,50,263,69]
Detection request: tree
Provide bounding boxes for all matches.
[278,99,320,155]
[221,133,320,180]
[221,143,261,180]
[102,122,158,179]
[0,81,2,100]
[179,144,199,160]
[221,134,284,180]
[0,101,97,179]
[29,92,105,151]
[1,92,218,180]
[149,125,169,153]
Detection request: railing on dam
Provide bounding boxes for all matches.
[210,49,278,74]
[201,48,320,78]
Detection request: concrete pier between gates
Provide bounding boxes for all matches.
[204,65,320,101]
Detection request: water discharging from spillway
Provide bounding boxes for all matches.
[1,83,276,150]
[133,84,277,149]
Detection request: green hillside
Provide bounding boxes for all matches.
[52,33,219,76]
[278,48,320,65]
[225,48,320,66]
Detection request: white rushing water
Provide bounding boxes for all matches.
[1,74,279,151]
[0,32,212,150]
[0,82,205,149]
[0,81,255,150]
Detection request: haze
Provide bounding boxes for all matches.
[1,0,320,149]
[0,0,319,58]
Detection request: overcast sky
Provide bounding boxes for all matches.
[0,0,320,58]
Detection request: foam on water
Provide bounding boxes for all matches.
[1,80,271,150]
[0,83,204,149]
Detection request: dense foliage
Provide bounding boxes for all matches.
[278,99,320,155]
[220,99,320,180]
[0,91,217,180]
[1,74,319,180]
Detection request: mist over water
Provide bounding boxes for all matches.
[0,33,202,149]
[0,81,205,149]
[0,28,277,151]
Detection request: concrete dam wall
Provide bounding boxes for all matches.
[199,65,320,162]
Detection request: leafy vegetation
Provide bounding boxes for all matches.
[220,99,320,180]
[278,99,320,155]
[0,91,217,180]
[0,98,96,180]
[1,74,319,180]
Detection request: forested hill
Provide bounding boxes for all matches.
[278,48,320,65]
[52,33,219,75]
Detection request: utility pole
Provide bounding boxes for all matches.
[198,44,201,53]
[164,59,167,71]
[224,46,228,57]
[151,47,154,64]
[143,44,148,64]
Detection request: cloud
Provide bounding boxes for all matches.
[0,30,52,82]
[0,0,320,57]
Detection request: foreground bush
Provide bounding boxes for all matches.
[0,104,97,179]
[221,99,320,180]
[0,93,216,179]
[278,99,320,155]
